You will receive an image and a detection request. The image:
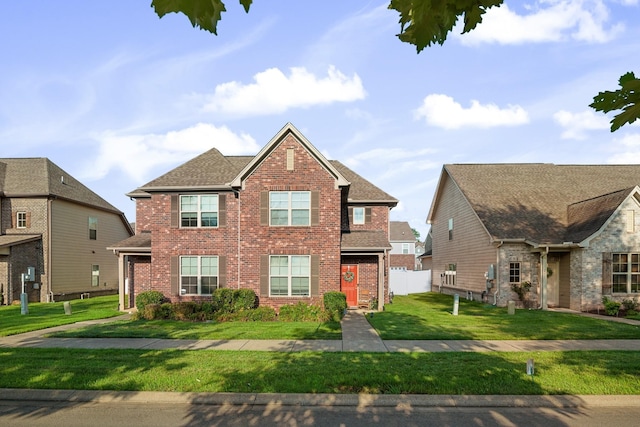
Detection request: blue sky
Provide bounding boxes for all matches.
[1,1,639,239]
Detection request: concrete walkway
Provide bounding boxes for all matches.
[1,309,639,352]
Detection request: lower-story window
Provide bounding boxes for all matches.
[612,253,640,293]
[270,255,310,296]
[91,265,99,287]
[180,256,218,295]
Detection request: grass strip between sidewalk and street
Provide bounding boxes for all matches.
[1,348,639,395]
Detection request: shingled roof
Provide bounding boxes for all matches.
[390,221,415,242]
[0,158,123,214]
[429,164,640,245]
[127,127,397,205]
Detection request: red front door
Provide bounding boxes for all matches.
[341,265,358,308]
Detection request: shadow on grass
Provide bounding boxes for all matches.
[0,347,614,425]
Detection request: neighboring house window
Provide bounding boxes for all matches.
[16,211,27,228]
[612,253,640,293]
[269,255,310,296]
[89,217,98,240]
[353,207,365,225]
[91,265,99,287]
[269,191,310,226]
[509,262,521,283]
[180,195,218,228]
[443,264,456,286]
[402,243,410,254]
[180,256,218,295]
[448,218,454,240]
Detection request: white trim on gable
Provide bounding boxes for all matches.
[227,123,350,190]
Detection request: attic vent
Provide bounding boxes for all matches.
[286,148,294,171]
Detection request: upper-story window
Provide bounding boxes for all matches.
[448,218,454,240]
[89,217,98,240]
[16,211,27,228]
[353,207,365,225]
[181,195,218,228]
[270,191,310,226]
[402,243,410,254]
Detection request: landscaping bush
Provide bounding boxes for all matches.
[323,291,347,321]
[136,291,167,312]
[170,301,200,321]
[232,289,258,312]
[140,303,164,320]
[622,298,637,312]
[218,306,277,322]
[279,301,329,322]
[602,296,621,317]
[212,288,235,313]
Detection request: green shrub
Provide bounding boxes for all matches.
[323,292,347,321]
[170,301,199,321]
[212,288,235,313]
[136,291,167,311]
[602,296,621,317]
[233,289,258,312]
[218,306,277,322]
[279,301,329,322]
[622,298,637,312]
[140,303,165,320]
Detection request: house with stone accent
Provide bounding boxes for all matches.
[109,123,398,311]
[389,221,418,271]
[0,158,133,305]
[427,163,640,311]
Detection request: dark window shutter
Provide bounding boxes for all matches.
[218,255,226,288]
[348,207,353,224]
[171,196,179,228]
[602,252,612,296]
[365,207,372,224]
[11,212,16,229]
[26,212,31,228]
[310,255,319,296]
[218,194,226,227]
[260,255,270,296]
[260,192,269,226]
[311,191,319,225]
[170,256,180,296]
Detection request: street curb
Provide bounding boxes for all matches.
[1,389,638,408]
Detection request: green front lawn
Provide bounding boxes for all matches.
[0,295,122,337]
[1,348,639,394]
[370,293,640,340]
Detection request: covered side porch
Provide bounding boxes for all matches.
[107,232,151,311]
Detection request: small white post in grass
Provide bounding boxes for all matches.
[526,358,535,379]
[453,294,459,316]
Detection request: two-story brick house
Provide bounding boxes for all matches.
[109,123,398,311]
[0,158,133,305]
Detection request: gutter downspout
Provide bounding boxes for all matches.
[47,198,53,302]
[493,241,502,306]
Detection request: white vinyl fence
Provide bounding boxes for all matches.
[389,269,432,296]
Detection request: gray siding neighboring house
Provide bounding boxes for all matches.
[0,158,133,304]
[427,164,640,311]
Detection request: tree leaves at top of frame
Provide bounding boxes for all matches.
[590,72,640,132]
[151,0,252,35]
[388,0,503,52]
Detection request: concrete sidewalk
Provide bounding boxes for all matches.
[1,309,639,352]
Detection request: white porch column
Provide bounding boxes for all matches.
[540,250,548,310]
[378,253,384,311]
[117,252,126,312]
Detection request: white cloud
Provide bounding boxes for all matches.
[414,94,529,129]
[553,109,610,139]
[458,1,624,45]
[607,133,640,163]
[82,123,260,182]
[203,66,366,116]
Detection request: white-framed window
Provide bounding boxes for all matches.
[448,218,454,240]
[443,263,456,286]
[612,253,640,293]
[181,195,218,228]
[269,191,310,226]
[269,255,310,296]
[353,207,365,225]
[91,265,100,287]
[402,243,410,254]
[16,211,27,228]
[509,262,521,283]
[180,256,219,295]
[89,217,98,240]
